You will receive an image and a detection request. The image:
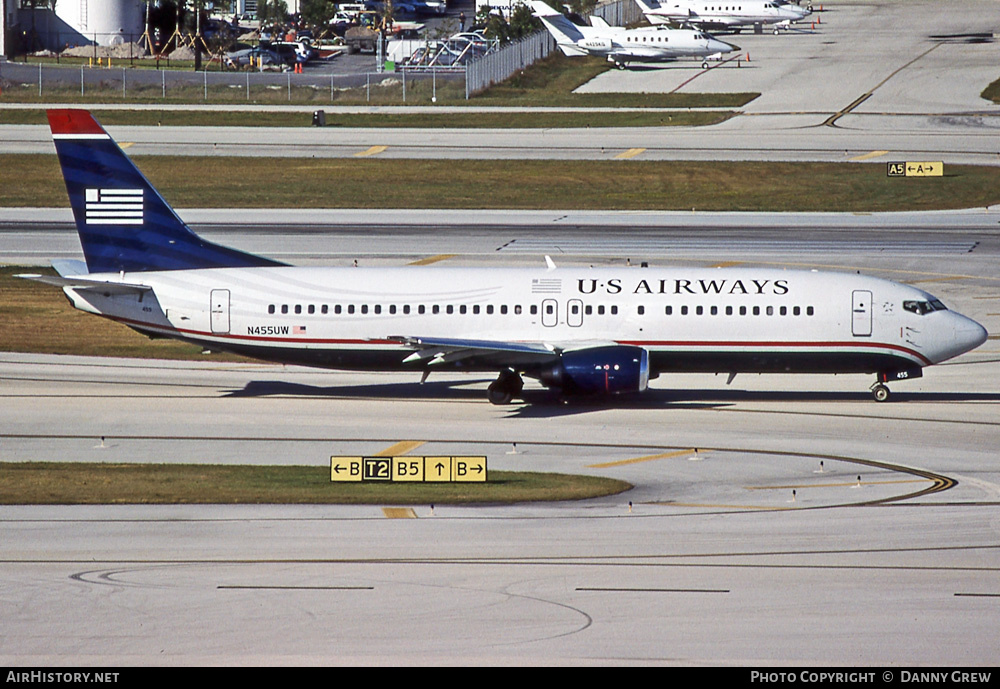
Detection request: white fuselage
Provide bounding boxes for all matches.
[62,265,986,377]
[640,0,811,28]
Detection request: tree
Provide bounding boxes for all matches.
[508,2,540,40]
[258,0,289,29]
[300,0,336,32]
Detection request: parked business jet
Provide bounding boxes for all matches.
[529,1,737,70]
[635,0,811,34]
[19,110,988,405]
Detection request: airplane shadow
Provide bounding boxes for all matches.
[223,379,491,401]
[222,380,1000,419]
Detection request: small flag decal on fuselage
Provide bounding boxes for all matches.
[85,188,143,225]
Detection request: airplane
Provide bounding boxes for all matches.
[634,0,812,34]
[529,1,738,70]
[18,109,989,405]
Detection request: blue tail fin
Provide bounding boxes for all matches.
[48,109,285,273]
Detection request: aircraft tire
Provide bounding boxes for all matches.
[487,383,514,405]
[872,384,890,403]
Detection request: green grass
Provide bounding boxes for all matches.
[3,154,999,212]
[981,75,1000,104]
[0,107,734,128]
[0,462,632,504]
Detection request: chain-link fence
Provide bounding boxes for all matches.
[1,0,637,101]
[0,60,467,103]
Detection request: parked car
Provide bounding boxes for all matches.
[412,0,446,15]
[265,40,315,64]
[224,46,286,69]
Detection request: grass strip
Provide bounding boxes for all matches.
[982,75,1000,104]
[3,155,1000,212]
[0,108,734,128]
[0,462,632,504]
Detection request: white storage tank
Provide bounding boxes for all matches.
[56,0,144,47]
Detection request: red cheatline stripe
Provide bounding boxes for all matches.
[47,109,104,136]
[105,314,931,364]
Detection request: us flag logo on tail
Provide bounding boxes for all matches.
[85,188,143,225]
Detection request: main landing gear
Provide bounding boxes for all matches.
[487,369,523,405]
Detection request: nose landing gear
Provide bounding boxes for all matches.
[870,368,923,402]
[870,382,891,403]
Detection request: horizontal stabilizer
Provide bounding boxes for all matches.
[16,273,153,296]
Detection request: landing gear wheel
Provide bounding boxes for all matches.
[616,62,626,70]
[871,384,890,403]
[487,384,513,405]
[701,61,709,69]
[487,370,523,406]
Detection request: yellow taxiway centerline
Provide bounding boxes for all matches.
[615,148,646,160]
[355,145,388,157]
[409,254,457,266]
[588,448,705,469]
[849,150,889,161]
[376,440,426,457]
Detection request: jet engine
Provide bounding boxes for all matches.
[538,345,650,396]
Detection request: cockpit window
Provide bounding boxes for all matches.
[904,300,948,315]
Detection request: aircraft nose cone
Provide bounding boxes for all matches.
[957,318,988,353]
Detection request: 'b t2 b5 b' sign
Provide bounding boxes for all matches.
[330,456,487,483]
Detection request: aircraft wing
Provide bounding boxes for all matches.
[391,336,620,368]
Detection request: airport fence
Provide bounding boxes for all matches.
[462,0,642,97]
[0,60,466,104]
[1,0,642,101]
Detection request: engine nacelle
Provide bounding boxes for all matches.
[539,346,650,396]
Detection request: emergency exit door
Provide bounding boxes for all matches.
[852,290,872,337]
[211,289,230,334]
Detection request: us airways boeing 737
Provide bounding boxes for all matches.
[19,110,988,405]
[635,0,810,33]
[530,1,737,69]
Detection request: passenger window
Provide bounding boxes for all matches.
[268,305,275,314]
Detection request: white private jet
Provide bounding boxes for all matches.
[529,0,738,70]
[635,0,811,34]
[19,110,988,405]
